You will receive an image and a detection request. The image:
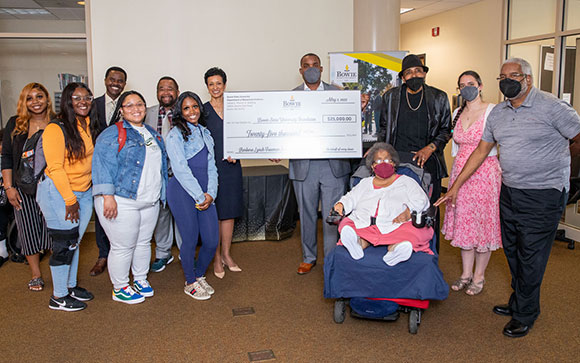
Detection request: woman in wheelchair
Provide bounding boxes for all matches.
[333,143,434,266]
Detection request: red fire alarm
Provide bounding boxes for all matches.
[432,27,440,37]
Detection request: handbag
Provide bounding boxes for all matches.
[15,130,44,195]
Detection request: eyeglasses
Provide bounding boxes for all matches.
[71,95,93,102]
[497,73,526,81]
[373,158,392,164]
[121,102,146,109]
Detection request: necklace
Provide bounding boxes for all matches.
[211,100,224,119]
[406,89,423,111]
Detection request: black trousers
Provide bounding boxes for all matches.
[430,179,442,253]
[95,214,110,259]
[0,203,12,241]
[499,184,566,326]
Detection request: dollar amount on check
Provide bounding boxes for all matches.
[223,90,362,159]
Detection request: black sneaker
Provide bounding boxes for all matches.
[68,286,94,301]
[49,295,87,311]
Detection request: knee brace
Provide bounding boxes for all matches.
[48,227,79,266]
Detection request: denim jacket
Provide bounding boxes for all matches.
[92,120,168,202]
[165,123,218,203]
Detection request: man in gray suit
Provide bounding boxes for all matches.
[291,53,350,274]
[144,76,183,272]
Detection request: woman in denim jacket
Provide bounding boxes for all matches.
[92,91,168,305]
[165,91,218,301]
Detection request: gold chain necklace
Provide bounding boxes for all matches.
[406,89,424,111]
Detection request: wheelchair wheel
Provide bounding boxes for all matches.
[334,299,346,324]
[408,310,419,334]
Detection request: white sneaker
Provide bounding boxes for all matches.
[340,226,364,260]
[196,276,215,295]
[184,281,211,300]
[383,241,413,266]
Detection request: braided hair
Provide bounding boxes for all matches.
[451,70,482,132]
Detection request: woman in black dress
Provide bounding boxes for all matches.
[204,67,243,278]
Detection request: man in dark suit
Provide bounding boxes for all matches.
[291,53,350,274]
[94,66,127,129]
[90,66,127,276]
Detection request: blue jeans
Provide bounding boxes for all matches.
[37,177,93,298]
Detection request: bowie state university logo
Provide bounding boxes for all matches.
[336,65,357,78]
[335,63,358,83]
[283,95,301,108]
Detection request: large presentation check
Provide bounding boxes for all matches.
[223,90,362,159]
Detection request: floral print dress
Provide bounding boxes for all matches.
[441,111,502,252]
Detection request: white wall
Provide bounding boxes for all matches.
[89,0,354,104]
[401,0,503,105]
[89,0,353,167]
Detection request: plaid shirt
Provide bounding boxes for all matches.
[157,107,172,135]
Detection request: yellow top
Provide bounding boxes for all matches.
[43,117,94,206]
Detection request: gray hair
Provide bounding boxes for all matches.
[502,57,533,78]
[365,142,400,170]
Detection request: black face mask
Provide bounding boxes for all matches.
[499,78,522,99]
[406,77,425,92]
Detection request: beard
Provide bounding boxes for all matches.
[159,96,175,108]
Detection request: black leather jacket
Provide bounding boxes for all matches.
[378,84,452,179]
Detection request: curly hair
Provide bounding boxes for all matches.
[13,83,55,136]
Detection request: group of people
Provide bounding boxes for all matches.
[1,66,244,309]
[293,53,580,339]
[1,52,579,339]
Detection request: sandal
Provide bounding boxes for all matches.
[465,279,485,296]
[451,276,472,291]
[28,277,44,292]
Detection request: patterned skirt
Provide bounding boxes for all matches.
[14,188,51,255]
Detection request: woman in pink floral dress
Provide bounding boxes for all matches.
[441,70,502,295]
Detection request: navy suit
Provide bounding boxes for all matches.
[290,82,350,263]
[93,94,111,259]
[94,95,108,130]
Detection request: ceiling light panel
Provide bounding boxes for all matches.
[33,0,84,7]
[0,8,50,14]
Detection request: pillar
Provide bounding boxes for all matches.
[354,0,401,51]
